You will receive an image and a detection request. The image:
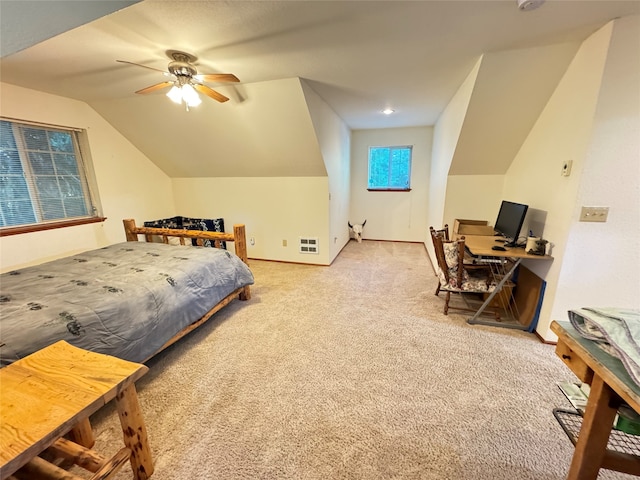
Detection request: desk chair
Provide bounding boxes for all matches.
[432,224,449,241]
[430,226,449,296]
[430,226,490,297]
[430,229,499,319]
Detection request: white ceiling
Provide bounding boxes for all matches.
[1,0,639,176]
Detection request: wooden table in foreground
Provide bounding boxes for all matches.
[551,320,640,479]
[0,340,154,480]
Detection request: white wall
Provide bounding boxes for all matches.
[429,18,639,342]
[351,127,431,242]
[443,175,504,231]
[450,43,579,176]
[301,81,352,263]
[550,16,640,338]
[0,83,175,271]
[93,78,328,179]
[504,21,615,340]
[171,177,331,265]
[428,58,482,262]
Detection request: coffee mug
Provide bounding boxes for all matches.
[525,236,540,252]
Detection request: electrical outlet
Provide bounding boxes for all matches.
[282,239,287,247]
[579,206,609,222]
[249,237,255,246]
[561,160,573,177]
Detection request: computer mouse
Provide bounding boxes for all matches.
[492,245,507,251]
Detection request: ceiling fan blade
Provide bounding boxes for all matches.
[135,81,174,94]
[195,73,240,83]
[117,60,170,75]
[193,84,229,103]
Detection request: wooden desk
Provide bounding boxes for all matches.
[0,341,154,480]
[462,234,552,260]
[462,235,552,329]
[551,320,640,479]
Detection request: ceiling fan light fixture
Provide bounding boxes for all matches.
[182,83,201,107]
[166,85,183,104]
[166,83,202,108]
[516,0,545,11]
[120,50,236,106]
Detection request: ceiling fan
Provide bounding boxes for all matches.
[117,50,239,108]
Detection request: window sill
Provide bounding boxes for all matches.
[0,217,107,237]
[367,188,412,192]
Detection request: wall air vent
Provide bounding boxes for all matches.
[299,237,319,254]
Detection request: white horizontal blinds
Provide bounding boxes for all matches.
[0,120,94,228]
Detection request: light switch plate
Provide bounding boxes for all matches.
[579,206,609,222]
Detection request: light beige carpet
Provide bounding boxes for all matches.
[91,240,634,479]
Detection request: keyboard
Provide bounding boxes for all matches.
[474,257,504,264]
[464,246,506,264]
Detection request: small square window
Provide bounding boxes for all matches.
[368,145,412,191]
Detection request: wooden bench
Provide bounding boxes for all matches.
[0,341,154,480]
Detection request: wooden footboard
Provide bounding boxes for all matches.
[122,218,251,301]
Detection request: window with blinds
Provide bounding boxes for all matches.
[0,119,102,233]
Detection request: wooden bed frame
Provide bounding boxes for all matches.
[122,218,252,362]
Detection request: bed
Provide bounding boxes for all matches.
[0,219,254,366]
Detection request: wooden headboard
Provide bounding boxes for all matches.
[122,218,248,266]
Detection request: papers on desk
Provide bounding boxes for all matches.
[557,380,590,414]
[557,380,640,435]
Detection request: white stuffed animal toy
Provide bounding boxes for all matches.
[348,220,367,243]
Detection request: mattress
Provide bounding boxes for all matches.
[0,241,254,365]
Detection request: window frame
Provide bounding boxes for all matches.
[367,145,413,192]
[0,117,105,236]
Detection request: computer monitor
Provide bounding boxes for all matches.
[494,200,528,247]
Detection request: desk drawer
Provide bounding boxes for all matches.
[556,341,594,384]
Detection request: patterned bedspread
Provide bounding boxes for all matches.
[568,307,640,386]
[0,242,254,365]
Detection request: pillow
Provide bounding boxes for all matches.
[144,216,227,249]
[167,237,186,246]
[143,216,183,229]
[443,241,461,269]
[183,217,226,249]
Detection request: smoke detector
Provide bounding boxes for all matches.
[517,0,545,11]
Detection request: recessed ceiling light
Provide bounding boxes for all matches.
[382,108,395,115]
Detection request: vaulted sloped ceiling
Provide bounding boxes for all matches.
[0,0,139,57]
[2,1,638,179]
[92,77,327,177]
[450,41,582,175]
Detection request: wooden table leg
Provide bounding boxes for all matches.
[114,384,154,480]
[68,417,95,448]
[567,373,619,480]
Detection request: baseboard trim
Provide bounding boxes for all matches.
[360,238,425,244]
[248,257,329,267]
[250,239,428,267]
[534,330,557,345]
